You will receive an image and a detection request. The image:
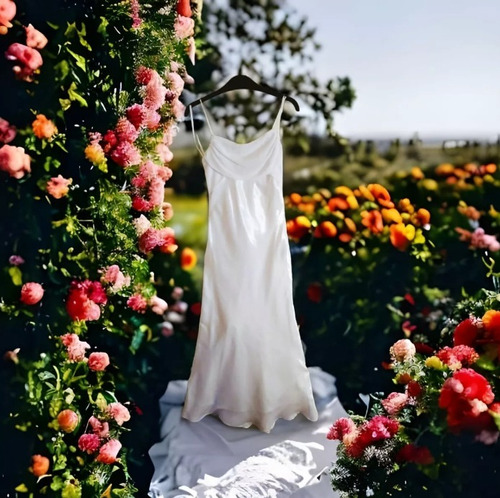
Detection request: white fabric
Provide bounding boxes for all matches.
[148,367,345,498]
[182,96,318,433]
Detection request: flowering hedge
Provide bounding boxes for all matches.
[0,0,200,495]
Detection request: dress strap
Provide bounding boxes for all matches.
[189,105,206,157]
[272,95,287,130]
[199,100,215,135]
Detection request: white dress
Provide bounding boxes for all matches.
[182,96,318,433]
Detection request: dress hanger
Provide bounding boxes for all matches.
[185,74,300,112]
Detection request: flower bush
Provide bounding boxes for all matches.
[0,0,201,495]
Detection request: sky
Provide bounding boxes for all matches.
[288,0,500,139]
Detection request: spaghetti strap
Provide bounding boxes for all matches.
[199,100,215,135]
[272,95,287,130]
[189,105,205,157]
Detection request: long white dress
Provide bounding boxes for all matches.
[182,96,318,433]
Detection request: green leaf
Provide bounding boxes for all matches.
[67,82,88,107]
[8,266,22,286]
[66,48,87,72]
[15,483,28,493]
[59,98,71,111]
[97,16,109,35]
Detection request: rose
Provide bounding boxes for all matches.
[78,433,100,454]
[60,333,90,362]
[30,454,50,476]
[88,416,110,437]
[57,409,79,432]
[106,402,131,426]
[88,352,110,371]
[0,117,16,143]
[390,339,416,362]
[0,144,31,179]
[24,24,48,49]
[96,439,122,464]
[0,0,16,34]
[32,114,57,139]
[174,15,194,39]
[46,175,72,199]
[382,392,408,415]
[5,43,43,80]
[127,293,148,313]
[20,282,44,305]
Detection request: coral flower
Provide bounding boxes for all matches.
[0,144,31,179]
[0,117,16,143]
[314,220,337,238]
[361,210,384,234]
[20,282,44,305]
[414,208,431,227]
[32,114,57,139]
[88,352,110,371]
[0,0,16,34]
[24,24,48,49]
[286,216,311,241]
[57,409,79,432]
[390,339,416,362]
[180,247,197,270]
[30,454,50,477]
[389,223,415,251]
[46,175,72,199]
[368,183,394,208]
[96,439,122,464]
[327,197,349,211]
[177,0,192,17]
[107,402,131,426]
[382,392,408,415]
[127,294,148,313]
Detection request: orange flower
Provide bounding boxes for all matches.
[297,202,315,215]
[313,220,337,238]
[482,310,500,340]
[361,210,384,234]
[338,233,353,243]
[483,163,497,175]
[84,143,105,165]
[287,216,311,240]
[344,217,357,233]
[381,208,403,224]
[457,204,481,221]
[327,197,350,211]
[411,167,424,180]
[30,454,50,477]
[356,185,375,202]
[398,198,415,214]
[414,208,431,226]
[180,247,197,270]
[435,163,455,176]
[57,409,79,432]
[32,114,57,139]
[367,183,394,208]
[389,223,415,251]
[289,192,302,205]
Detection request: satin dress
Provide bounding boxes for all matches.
[182,96,318,433]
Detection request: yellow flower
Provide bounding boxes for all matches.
[389,223,415,251]
[335,186,355,197]
[425,356,444,370]
[435,163,455,176]
[381,208,403,224]
[346,195,359,210]
[421,179,438,191]
[357,185,375,202]
[411,167,424,180]
[398,198,415,214]
[85,143,106,165]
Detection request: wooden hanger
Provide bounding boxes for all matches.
[185,74,300,112]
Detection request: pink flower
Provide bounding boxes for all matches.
[78,433,101,454]
[107,402,131,426]
[162,202,174,221]
[5,43,43,80]
[0,0,16,33]
[101,265,130,292]
[144,72,168,110]
[61,333,90,362]
[96,439,122,464]
[88,416,109,438]
[0,144,31,179]
[144,109,161,130]
[470,228,500,252]
[20,282,44,305]
[9,255,24,266]
[156,143,174,163]
[167,72,184,96]
[390,339,416,362]
[171,98,186,121]
[157,227,178,254]
[115,117,139,142]
[110,141,141,167]
[127,293,148,313]
[161,124,177,147]
[475,429,500,445]
[327,417,358,446]
[150,295,168,315]
[135,65,154,85]
[0,117,16,143]
[46,175,72,199]
[382,392,409,415]
[348,416,399,458]
[66,280,107,321]
[88,352,110,371]
[138,228,162,253]
[57,409,79,432]
[130,0,142,28]
[174,15,194,39]
[24,24,48,49]
[133,214,151,236]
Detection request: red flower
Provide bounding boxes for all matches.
[177,0,192,17]
[406,380,423,398]
[414,342,434,355]
[66,280,107,321]
[348,416,399,457]
[439,368,495,433]
[396,444,434,465]
[20,282,44,305]
[453,318,480,346]
[436,345,479,370]
[306,282,323,303]
[404,293,415,306]
[127,294,148,313]
[78,433,100,454]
